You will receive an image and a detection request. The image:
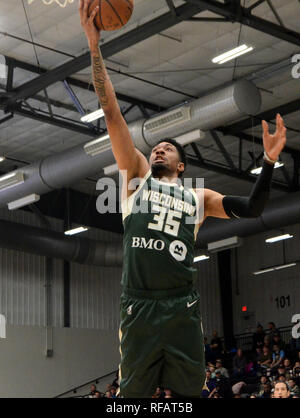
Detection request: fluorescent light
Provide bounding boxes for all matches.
[0,156,5,163]
[64,226,89,236]
[208,236,241,253]
[212,44,254,64]
[104,163,119,176]
[274,263,296,271]
[253,267,275,275]
[194,255,210,263]
[8,194,40,210]
[0,171,24,191]
[84,135,111,157]
[81,109,104,123]
[253,262,297,275]
[251,162,284,175]
[266,234,293,243]
[174,129,205,146]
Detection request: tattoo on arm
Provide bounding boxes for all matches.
[91,51,109,107]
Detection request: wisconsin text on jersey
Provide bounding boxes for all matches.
[142,189,196,217]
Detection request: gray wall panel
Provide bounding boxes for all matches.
[232,223,300,334]
[70,263,122,330]
[195,254,223,340]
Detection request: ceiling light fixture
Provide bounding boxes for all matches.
[265,234,293,243]
[194,255,210,263]
[253,262,297,275]
[0,171,24,191]
[84,134,111,157]
[8,194,40,210]
[251,162,284,175]
[64,226,89,236]
[81,109,105,123]
[0,156,5,163]
[28,0,74,7]
[212,44,254,64]
[104,163,119,176]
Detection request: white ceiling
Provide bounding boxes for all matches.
[0,0,300,201]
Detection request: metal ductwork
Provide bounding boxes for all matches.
[1,191,300,266]
[0,219,123,267]
[196,191,300,249]
[0,80,261,207]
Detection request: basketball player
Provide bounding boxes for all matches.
[79,0,287,397]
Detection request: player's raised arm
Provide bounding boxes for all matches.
[79,0,149,182]
[200,114,287,220]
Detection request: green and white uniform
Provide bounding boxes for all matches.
[119,170,205,397]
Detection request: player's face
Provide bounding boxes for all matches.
[149,142,184,177]
[274,383,290,398]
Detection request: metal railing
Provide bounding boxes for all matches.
[231,326,293,352]
[54,369,118,398]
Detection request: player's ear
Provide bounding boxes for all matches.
[178,162,185,175]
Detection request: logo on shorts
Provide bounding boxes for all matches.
[127,305,133,315]
[169,240,187,261]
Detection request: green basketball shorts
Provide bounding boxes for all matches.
[118,287,206,398]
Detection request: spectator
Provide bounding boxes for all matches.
[164,389,172,398]
[257,346,272,371]
[273,381,290,398]
[213,370,233,398]
[202,369,216,398]
[204,337,214,363]
[152,387,165,398]
[263,334,273,351]
[215,359,229,379]
[257,375,270,397]
[105,390,112,398]
[252,324,265,351]
[293,361,300,380]
[267,322,280,341]
[94,391,101,398]
[270,344,285,371]
[88,384,98,398]
[273,333,285,351]
[111,371,119,389]
[283,358,293,376]
[210,331,223,360]
[110,386,117,398]
[259,382,272,398]
[288,378,300,397]
[208,371,231,398]
[232,348,247,380]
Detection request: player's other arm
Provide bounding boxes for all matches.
[201,115,287,220]
[79,0,149,181]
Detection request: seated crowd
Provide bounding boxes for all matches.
[202,322,300,398]
[88,321,300,398]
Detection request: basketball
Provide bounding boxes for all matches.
[89,0,134,31]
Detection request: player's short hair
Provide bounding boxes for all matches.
[155,138,187,177]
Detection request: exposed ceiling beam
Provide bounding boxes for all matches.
[185,0,300,46]
[0,2,205,110]
[2,56,164,113]
[14,105,102,137]
[187,156,290,192]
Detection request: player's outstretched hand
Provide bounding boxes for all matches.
[79,0,101,48]
[262,113,287,162]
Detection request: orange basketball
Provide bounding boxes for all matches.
[89,0,134,31]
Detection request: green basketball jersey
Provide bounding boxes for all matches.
[121,170,201,290]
